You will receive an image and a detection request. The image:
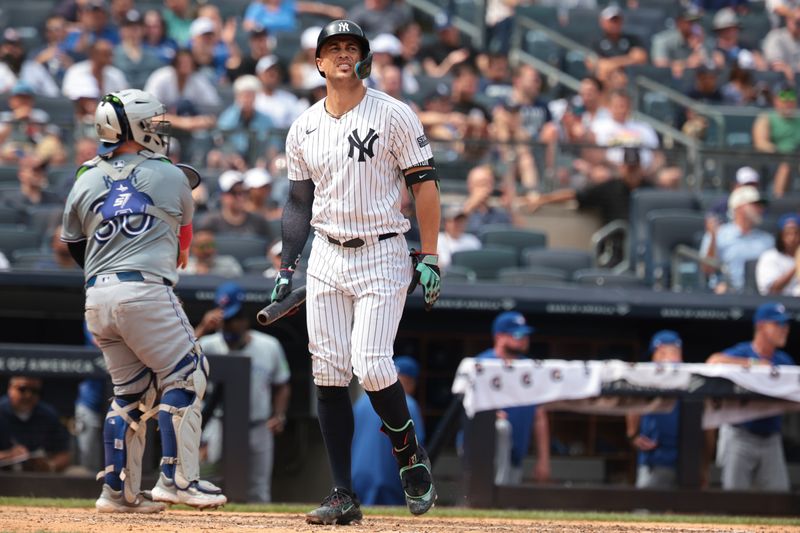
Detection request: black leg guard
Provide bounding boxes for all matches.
[366,380,418,466]
[316,386,354,491]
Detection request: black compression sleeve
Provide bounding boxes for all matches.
[66,240,87,269]
[280,179,314,270]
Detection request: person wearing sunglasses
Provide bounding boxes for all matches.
[0,376,70,472]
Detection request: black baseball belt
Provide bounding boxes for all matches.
[326,232,398,248]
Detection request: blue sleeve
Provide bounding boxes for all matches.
[244,3,262,24]
[722,342,751,358]
[217,106,239,131]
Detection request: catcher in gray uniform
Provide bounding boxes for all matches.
[61,89,226,513]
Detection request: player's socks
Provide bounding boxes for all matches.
[316,385,354,490]
[367,380,419,464]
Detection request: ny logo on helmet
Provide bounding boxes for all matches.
[338,22,350,32]
[347,128,378,162]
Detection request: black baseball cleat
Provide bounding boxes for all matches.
[305,487,363,525]
[399,445,437,516]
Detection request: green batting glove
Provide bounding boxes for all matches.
[408,252,441,311]
[271,268,294,303]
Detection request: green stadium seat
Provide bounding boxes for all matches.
[214,234,268,263]
[443,264,477,283]
[0,225,43,256]
[450,247,518,280]
[497,266,570,285]
[523,248,593,277]
[480,228,547,263]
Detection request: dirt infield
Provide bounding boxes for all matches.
[0,507,798,533]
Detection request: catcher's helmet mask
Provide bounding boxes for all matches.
[95,89,171,157]
[315,19,372,79]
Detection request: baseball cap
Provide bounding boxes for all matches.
[233,74,262,94]
[649,330,682,354]
[121,9,142,26]
[256,55,280,75]
[434,12,454,30]
[778,213,800,231]
[678,6,702,22]
[443,205,466,220]
[189,17,215,39]
[218,170,245,193]
[492,311,534,338]
[244,167,272,188]
[712,8,740,31]
[249,24,268,37]
[774,81,797,102]
[2,28,21,45]
[371,33,402,56]
[753,302,791,325]
[215,281,245,320]
[601,5,623,20]
[301,26,322,50]
[727,185,765,212]
[10,80,34,97]
[394,356,420,379]
[83,0,106,11]
[735,166,760,186]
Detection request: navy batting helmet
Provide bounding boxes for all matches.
[315,19,371,78]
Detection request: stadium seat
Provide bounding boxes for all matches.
[523,248,593,277]
[0,206,24,225]
[480,228,546,263]
[497,266,570,285]
[0,166,19,183]
[36,96,74,128]
[573,268,646,288]
[765,194,800,218]
[242,256,270,275]
[214,234,268,263]
[643,209,706,289]
[516,5,559,29]
[722,114,756,148]
[560,8,603,44]
[0,225,44,256]
[450,247,518,280]
[25,205,62,237]
[11,248,53,270]
[629,189,700,275]
[524,30,562,68]
[443,264,477,283]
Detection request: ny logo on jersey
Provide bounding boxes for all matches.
[338,22,350,32]
[347,128,378,162]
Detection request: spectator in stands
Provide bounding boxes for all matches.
[183,229,244,277]
[34,226,81,271]
[692,0,750,12]
[245,167,280,221]
[526,146,649,226]
[367,33,418,96]
[62,0,120,58]
[767,0,800,27]
[587,6,648,82]
[62,39,129,101]
[707,166,761,223]
[753,82,800,197]
[352,356,425,505]
[0,29,60,98]
[0,82,66,165]
[484,0,517,54]
[681,63,725,140]
[706,301,795,492]
[217,75,274,161]
[186,15,234,84]
[0,376,71,472]
[2,156,61,213]
[199,170,274,240]
[376,64,415,110]
[113,9,164,89]
[438,205,482,270]
[480,53,514,107]
[651,6,713,79]
[289,26,322,92]
[397,22,423,78]
[255,55,304,128]
[74,137,97,166]
[32,15,74,87]
[506,64,557,144]
[243,0,346,34]
[227,25,272,81]
[70,85,101,142]
[420,13,478,79]
[142,9,178,64]
[572,76,610,133]
[626,330,683,489]
[700,185,774,293]
[711,8,767,71]
[462,164,516,235]
[490,103,540,191]
[756,213,800,295]
[721,64,761,105]
[144,48,219,135]
[465,312,550,485]
[163,0,194,47]
[195,281,290,502]
[763,7,800,80]
[348,0,412,38]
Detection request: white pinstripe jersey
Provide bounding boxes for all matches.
[285,87,433,241]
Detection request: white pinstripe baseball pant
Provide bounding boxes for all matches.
[306,232,412,391]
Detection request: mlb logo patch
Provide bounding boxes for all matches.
[417,135,429,148]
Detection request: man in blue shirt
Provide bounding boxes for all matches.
[626,330,683,489]
[707,301,795,491]
[0,376,71,472]
[469,312,550,485]
[352,356,425,505]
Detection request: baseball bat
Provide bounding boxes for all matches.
[256,286,307,326]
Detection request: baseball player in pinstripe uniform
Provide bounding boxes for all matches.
[61,89,226,513]
[270,20,441,525]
